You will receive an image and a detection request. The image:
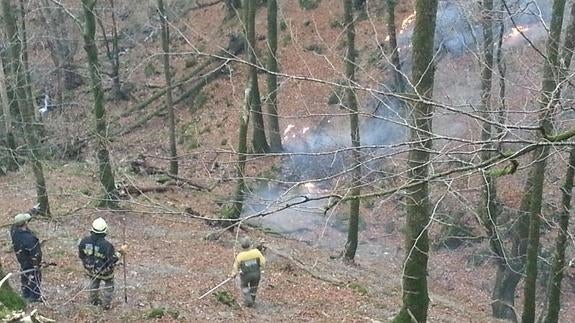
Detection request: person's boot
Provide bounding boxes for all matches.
[242,288,254,307]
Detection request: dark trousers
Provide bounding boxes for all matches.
[88,276,114,308]
[239,271,260,306]
[20,269,42,301]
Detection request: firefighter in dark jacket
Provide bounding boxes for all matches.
[78,217,126,309]
[11,213,43,302]
[230,237,266,307]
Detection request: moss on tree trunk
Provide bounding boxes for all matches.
[392,0,438,321]
[82,0,118,206]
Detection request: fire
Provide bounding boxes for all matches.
[504,25,529,41]
[303,182,321,194]
[304,182,315,190]
[400,11,416,33]
[302,182,329,194]
[283,124,311,141]
[284,124,295,135]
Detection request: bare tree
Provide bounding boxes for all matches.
[342,0,361,262]
[1,0,50,215]
[544,4,575,322]
[82,0,118,206]
[266,0,282,152]
[157,0,178,175]
[385,0,404,92]
[39,0,81,104]
[521,1,567,321]
[229,87,251,219]
[392,0,438,321]
[244,0,270,153]
[0,52,19,172]
[475,0,508,318]
[97,0,127,100]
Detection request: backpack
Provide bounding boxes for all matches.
[240,258,260,274]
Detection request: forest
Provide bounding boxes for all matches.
[1,0,575,322]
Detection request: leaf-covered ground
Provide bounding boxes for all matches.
[2,0,575,322]
[3,166,574,322]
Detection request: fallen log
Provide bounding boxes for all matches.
[119,33,245,119]
[129,156,211,191]
[266,246,345,286]
[118,184,176,197]
[120,59,214,118]
[164,173,210,191]
[115,64,226,138]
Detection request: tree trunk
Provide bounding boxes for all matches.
[97,0,126,101]
[82,0,118,206]
[493,262,523,322]
[342,0,361,262]
[543,4,575,322]
[108,0,124,100]
[18,0,34,108]
[40,0,81,98]
[158,0,178,175]
[244,0,270,153]
[19,0,47,143]
[266,0,282,152]
[385,0,404,92]
[225,0,241,19]
[543,147,575,323]
[522,1,567,321]
[0,54,19,172]
[392,0,438,321]
[230,88,251,219]
[495,1,507,138]
[2,0,51,215]
[477,1,507,312]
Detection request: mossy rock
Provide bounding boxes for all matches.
[0,274,25,312]
[144,307,179,320]
[348,282,368,296]
[214,290,235,307]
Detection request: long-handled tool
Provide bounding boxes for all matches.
[122,216,128,303]
[197,277,233,300]
[17,262,57,275]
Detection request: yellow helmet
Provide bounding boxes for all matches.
[91,217,108,234]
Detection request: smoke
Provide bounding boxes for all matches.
[242,0,554,251]
[397,0,553,73]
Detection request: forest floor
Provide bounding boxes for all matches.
[2,0,575,322]
[0,169,541,323]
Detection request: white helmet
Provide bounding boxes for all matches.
[14,213,31,225]
[91,217,108,234]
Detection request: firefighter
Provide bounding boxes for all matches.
[78,217,126,309]
[230,237,266,307]
[11,213,43,303]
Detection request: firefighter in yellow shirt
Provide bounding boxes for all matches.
[231,237,266,307]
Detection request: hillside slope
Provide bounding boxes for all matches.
[2,0,575,322]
